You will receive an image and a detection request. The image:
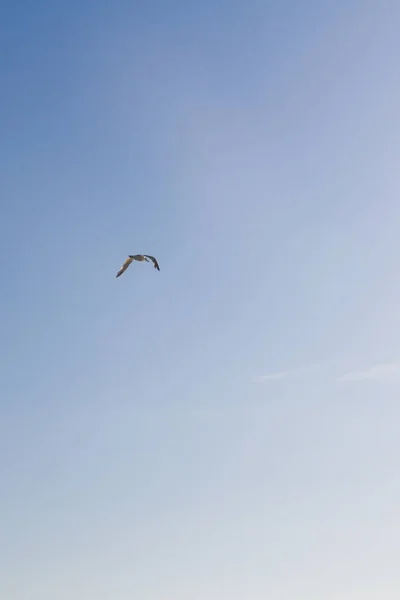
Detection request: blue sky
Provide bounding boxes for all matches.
[1,1,400,598]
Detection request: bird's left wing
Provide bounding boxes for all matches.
[116,256,133,277]
[144,255,160,271]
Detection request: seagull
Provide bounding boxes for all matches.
[116,254,160,278]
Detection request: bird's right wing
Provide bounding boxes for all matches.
[144,255,160,271]
[116,256,133,277]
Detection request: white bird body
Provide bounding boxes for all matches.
[116,254,160,277]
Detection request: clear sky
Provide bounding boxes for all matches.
[1,1,400,598]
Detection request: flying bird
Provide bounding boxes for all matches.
[116,254,160,278]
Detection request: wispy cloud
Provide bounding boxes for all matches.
[337,362,400,383]
[255,371,289,383]
[254,363,319,384]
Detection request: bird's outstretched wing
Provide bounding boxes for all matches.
[144,255,160,271]
[116,256,134,277]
